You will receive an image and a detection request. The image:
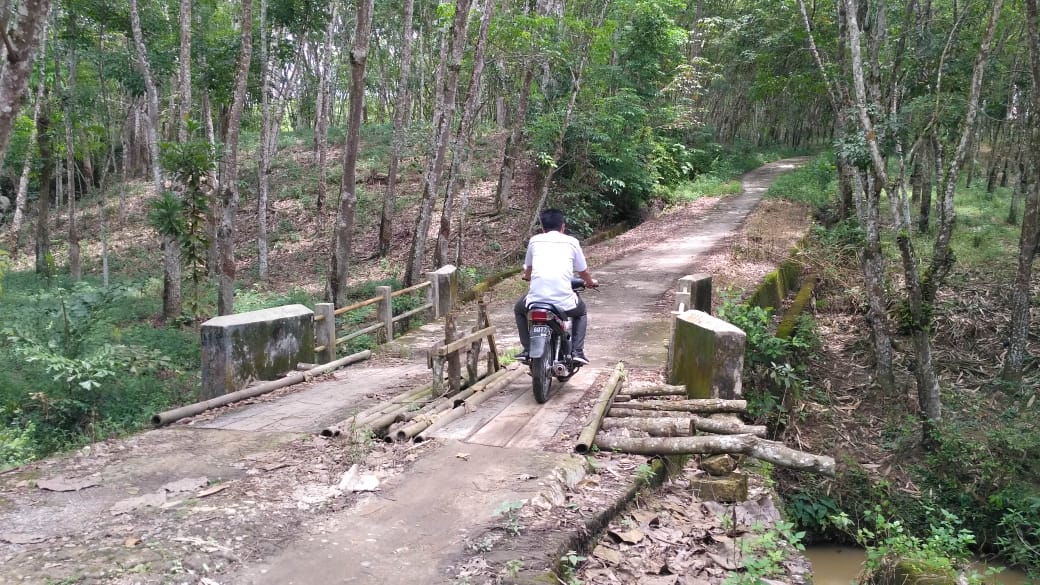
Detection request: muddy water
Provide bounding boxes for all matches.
[805,546,1030,585]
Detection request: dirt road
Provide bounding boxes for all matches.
[0,159,807,585]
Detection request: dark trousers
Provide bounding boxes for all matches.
[514,295,588,355]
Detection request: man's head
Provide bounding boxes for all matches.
[539,208,565,232]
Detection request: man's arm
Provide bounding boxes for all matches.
[522,266,532,281]
[577,269,597,288]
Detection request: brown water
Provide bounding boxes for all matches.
[804,545,1031,585]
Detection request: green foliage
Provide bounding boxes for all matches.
[558,550,586,585]
[914,410,1040,575]
[494,500,525,536]
[832,507,986,583]
[0,248,8,296]
[785,493,843,540]
[716,297,814,429]
[0,279,191,459]
[635,462,656,484]
[764,154,836,211]
[722,520,805,585]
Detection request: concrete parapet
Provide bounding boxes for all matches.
[200,304,315,400]
[429,265,458,319]
[668,310,745,400]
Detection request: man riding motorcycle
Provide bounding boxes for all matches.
[514,208,598,365]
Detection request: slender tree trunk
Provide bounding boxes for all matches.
[404,0,474,286]
[177,0,192,141]
[131,0,182,320]
[63,64,79,281]
[528,1,610,235]
[314,7,336,220]
[1003,0,1040,383]
[493,66,534,215]
[378,0,415,257]
[0,0,51,164]
[329,0,375,306]
[435,0,495,267]
[216,0,254,315]
[35,106,53,274]
[257,0,271,279]
[11,40,48,241]
[843,0,900,394]
[99,200,109,287]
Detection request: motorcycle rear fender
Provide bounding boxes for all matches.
[529,325,551,359]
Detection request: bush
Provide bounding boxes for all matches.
[765,154,836,211]
[717,297,814,430]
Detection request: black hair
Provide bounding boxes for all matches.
[539,208,565,232]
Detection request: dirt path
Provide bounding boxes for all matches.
[0,159,807,585]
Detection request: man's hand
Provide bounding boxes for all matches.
[584,278,599,288]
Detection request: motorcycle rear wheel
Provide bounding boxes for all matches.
[531,352,552,403]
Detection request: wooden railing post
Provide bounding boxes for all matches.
[377,285,393,342]
[314,303,336,364]
[446,313,461,395]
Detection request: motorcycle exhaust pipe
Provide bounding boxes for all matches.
[553,363,569,376]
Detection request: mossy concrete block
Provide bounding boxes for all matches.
[201,304,314,400]
[668,310,745,400]
[689,472,748,502]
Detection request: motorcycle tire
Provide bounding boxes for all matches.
[532,352,552,404]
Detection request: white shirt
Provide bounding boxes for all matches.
[523,230,588,311]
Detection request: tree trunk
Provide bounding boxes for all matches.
[63,71,79,282]
[0,0,51,164]
[897,235,940,438]
[600,417,693,437]
[177,0,192,141]
[529,0,610,233]
[328,0,375,306]
[404,0,473,286]
[1003,0,1040,383]
[493,66,535,215]
[314,6,337,220]
[257,0,270,279]
[435,0,495,267]
[607,399,747,413]
[216,0,254,315]
[131,0,182,320]
[202,89,219,274]
[593,433,835,476]
[378,0,414,257]
[11,39,48,241]
[34,106,53,275]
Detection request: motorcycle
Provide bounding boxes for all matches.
[524,278,587,404]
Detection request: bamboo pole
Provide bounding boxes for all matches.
[612,399,747,413]
[593,434,835,476]
[393,365,517,441]
[413,368,524,442]
[574,361,626,453]
[152,350,372,426]
[321,384,433,436]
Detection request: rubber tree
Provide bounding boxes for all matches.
[435,0,496,268]
[0,0,52,164]
[404,0,473,286]
[378,0,415,257]
[216,0,254,315]
[130,0,182,320]
[1003,0,1040,383]
[329,0,375,306]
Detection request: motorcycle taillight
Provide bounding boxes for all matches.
[530,309,550,322]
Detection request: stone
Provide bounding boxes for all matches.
[668,310,745,399]
[200,304,314,399]
[689,472,748,503]
[700,454,738,476]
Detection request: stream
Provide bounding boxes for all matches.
[805,546,1030,584]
